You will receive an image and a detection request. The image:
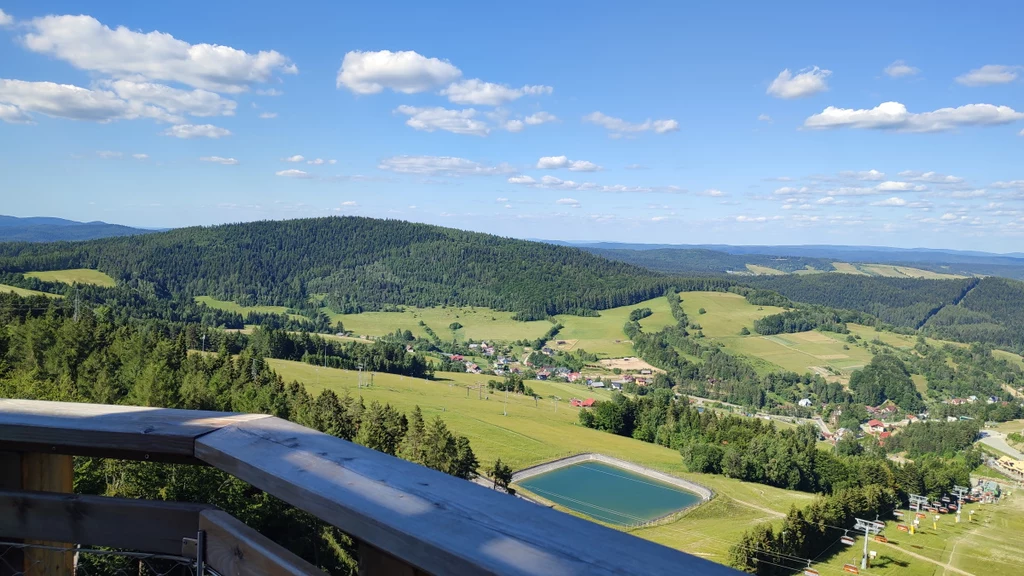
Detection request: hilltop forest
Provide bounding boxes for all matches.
[0,217,675,320]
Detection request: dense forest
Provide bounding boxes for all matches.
[0,217,680,320]
[0,293,478,573]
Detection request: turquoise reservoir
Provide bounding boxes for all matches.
[517,462,701,525]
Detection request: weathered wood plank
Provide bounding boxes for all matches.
[0,400,270,462]
[358,542,428,576]
[0,490,211,555]
[199,510,325,576]
[21,453,73,576]
[197,417,739,576]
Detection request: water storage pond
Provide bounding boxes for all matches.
[516,461,703,526]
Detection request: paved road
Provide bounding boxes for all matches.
[978,431,1024,459]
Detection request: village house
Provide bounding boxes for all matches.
[798,398,812,407]
[570,398,596,408]
[866,419,886,434]
[567,372,582,382]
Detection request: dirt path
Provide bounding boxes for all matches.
[731,497,786,518]
[879,540,975,576]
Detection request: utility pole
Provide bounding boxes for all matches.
[504,386,508,416]
[854,518,883,569]
[73,288,80,322]
[357,364,364,389]
[201,334,206,353]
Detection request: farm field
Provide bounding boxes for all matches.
[0,284,62,298]
[550,296,677,357]
[24,268,115,287]
[326,296,676,358]
[328,305,552,343]
[717,331,873,379]
[832,262,869,275]
[267,358,816,561]
[745,264,785,275]
[194,296,307,321]
[677,291,786,338]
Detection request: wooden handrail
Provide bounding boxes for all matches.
[0,399,741,575]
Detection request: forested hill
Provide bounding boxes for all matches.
[0,215,155,242]
[747,274,1024,352]
[0,216,701,319]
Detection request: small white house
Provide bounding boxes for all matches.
[590,381,606,389]
[798,398,812,408]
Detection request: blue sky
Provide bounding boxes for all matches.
[1,1,1022,251]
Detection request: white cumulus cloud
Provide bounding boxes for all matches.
[200,156,238,165]
[536,155,601,172]
[258,111,277,119]
[162,123,230,138]
[131,153,148,160]
[0,78,178,123]
[0,9,13,27]
[377,155,512,176]
[839,169,886,181]
[307,158,325,165]
[275,169,313,178]
[583,112,679,135]
[804,101,1024,133]
[556,198,581,207]
[955,65,1020,87]
[884,60,919,78]
[337,50,461,94]
[871,197,908,207]
[525,111,557,125]
[395,105,488,136]
[876,181,926,191]
[441,79,552,106]
[282,155,304,162]
[757,113,773,122]
[767,66,831,99]
[22,14,296,93]
[96,150,122,159]
[104,79,236,117]
[897,170,965,184]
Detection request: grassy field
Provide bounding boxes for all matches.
[832,262,869,275]
[551,296,677,357]
[812,493,1024,576]
[267,358,815,561]
[721,331,873,379]
[745,264,786,275]
[326,296,676,358]
[678,292,786,338]
[24,268,115,287]
[0,284,63,298]
[328,306,552,343]
[194,296,308,321]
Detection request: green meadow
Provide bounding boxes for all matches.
[25,268,116,287]
[0,284,62,298]
[195,296,307,321]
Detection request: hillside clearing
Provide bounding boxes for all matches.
[24,268,115,287]
[678,291,786,338]
[745,264,786,275]
[551,296,677,357]
[0,284,62,298]
[194,296,307,321]
[328,305,552,343]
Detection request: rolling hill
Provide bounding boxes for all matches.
[0,216,727,320]
[0,215,156,242]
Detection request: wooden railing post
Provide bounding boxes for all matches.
[21,453,73,576]
[0,452,22,576]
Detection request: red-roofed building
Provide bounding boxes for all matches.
[570,398,596,408]
[866,419,885,433]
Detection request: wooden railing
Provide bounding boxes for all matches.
[0,399,740,575]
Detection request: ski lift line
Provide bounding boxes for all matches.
[525,485,827,567]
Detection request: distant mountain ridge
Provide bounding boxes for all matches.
[538,240,1024,280]
[0,215,157,242]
